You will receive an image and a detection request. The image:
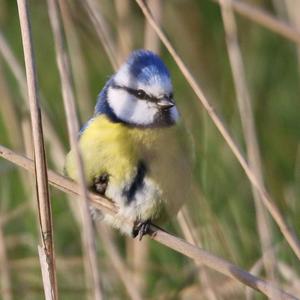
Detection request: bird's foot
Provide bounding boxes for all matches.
[93,173,109,195]
[132,219,152,241]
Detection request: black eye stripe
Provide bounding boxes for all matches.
[112,83,156,102]
[111,83,173,102]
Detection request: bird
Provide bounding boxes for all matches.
[65,49,192,239]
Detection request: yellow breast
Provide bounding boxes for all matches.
[65,115,159,186]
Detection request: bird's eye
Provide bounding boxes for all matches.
[136,89,146,99]
[169,92,174,99]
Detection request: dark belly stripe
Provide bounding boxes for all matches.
[123,160,147,204]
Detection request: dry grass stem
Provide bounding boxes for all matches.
[212,0,300,45]
[16,1,58,299]
[0,219,13,300]
[21,111,41,234]
[130,237,148,296]
[219,0,278,290]
[0,64,34,214]
[10,256,83,270]
[178,280,243,300]
[83,0,119,70]
[38,245,55,300]
[0,31,27,95]
[144,0,162,53]
[135,0,300,261]
[0,145,115,214]
[278,262,300,295]
[47,0,103,298]
[285,0,300,67]
[177,208,218,300]
[96,224,143,300]
[0,145,298,300]
[58,0,93,120]
[114,0,132,62]
[0,201,31,227]
[0,66,23,150]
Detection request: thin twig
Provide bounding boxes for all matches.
[285,0,300,68]
[96,224,142,300]
[10,256,83,270]
[177,208,218,300]
[38,245,55,300]
[0,31,27,96]
[83,0,119,70]
[219,0,278,290]
[58,0,93,120]
[246,244,281,300]
[0,62,34,213]
[135,0,300,261]
[0,145,115,214]
[144,0,162,53]
[179,279,243,300]
[114,0,132,62]
[46,0,103,298]
[0,201,31,227]
[278,262,300,296]
[0,145,298,300]
[212,0,300,45]
[0,64,23,150]
[16,1,58,299]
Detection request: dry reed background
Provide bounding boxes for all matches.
[0,0,300,299]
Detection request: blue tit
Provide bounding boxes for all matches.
[65,49,192,238]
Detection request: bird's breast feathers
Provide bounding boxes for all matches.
[65,115,168,230]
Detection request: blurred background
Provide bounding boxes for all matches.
[0,0,300,299]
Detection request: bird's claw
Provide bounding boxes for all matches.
[93,173,109,195]
[132,219,152,241]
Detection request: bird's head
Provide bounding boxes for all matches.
[105,50,179,127]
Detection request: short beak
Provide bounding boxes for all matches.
[157,98,174,109]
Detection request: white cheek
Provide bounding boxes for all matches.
[107,88,158,126]
[107,88,130,116]
[129,101,157,125]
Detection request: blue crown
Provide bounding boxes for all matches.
[126,50,170,84]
